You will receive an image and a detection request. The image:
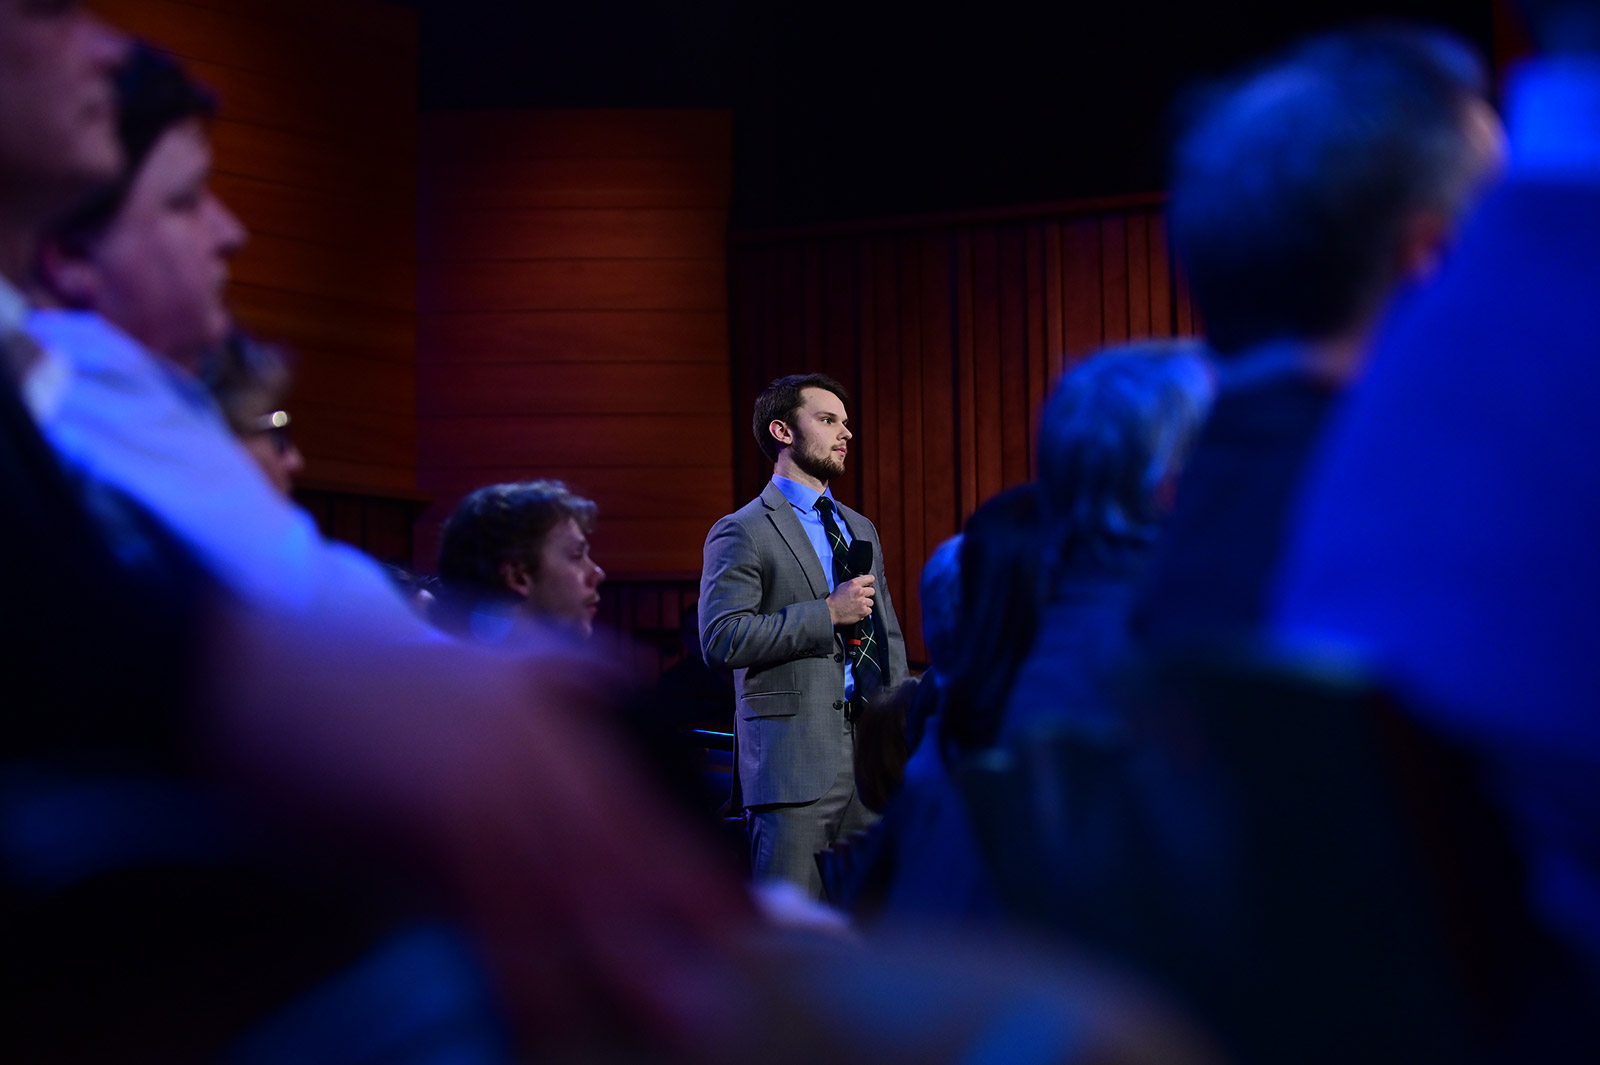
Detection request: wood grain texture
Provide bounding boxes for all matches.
[417,111,735,577]
[418,310,728,365]
[729,199,1194,663]
[422,110,733,162]
[416,361,730,417]
[421,157,731,211]
[95,0,420,502]
[212,172,414,263]
[419,413,731,470]
[419,208,728,262]
[419,258,726,314]
[416,467,734,521]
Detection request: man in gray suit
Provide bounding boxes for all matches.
[701,373,909,897]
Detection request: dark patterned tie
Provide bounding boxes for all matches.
[815,496,884,699]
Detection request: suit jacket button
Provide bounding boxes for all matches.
[834,652,844,663]
[832,699,844,711]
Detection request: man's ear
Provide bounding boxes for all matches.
[1395,209,1452,286]
[499,559,535,598]
[769,418,793,450]
[34,237,102,309]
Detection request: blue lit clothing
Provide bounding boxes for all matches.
[1507,58,1600,181]
[23,310,436,641]
[770,474,857,701]
[1274,57,1600,981]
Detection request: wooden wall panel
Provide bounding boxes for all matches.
[420,208,728,262]
[93,0,420,507]
[416,110,734,577]
[730,193,1193,664]
[418,259,725,314]
[418,310,727,365]
[421,158,732,211]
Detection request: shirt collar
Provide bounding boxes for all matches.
[771,474,834,514]
[1507,57,1600,180]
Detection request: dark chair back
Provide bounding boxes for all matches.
[960,647,1560,1065]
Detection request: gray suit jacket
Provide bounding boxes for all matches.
[700,480,909,807]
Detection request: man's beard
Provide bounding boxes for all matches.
[789,427,844,482]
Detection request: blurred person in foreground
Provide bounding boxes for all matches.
[203,329,305,496]
[0,10,754,1059]
[905,533,963,754]
[0,10,1228,1065]
[866,343,1212,921]
[850,535,966,817]
[21,41,426,636]
[994,341,1213,746]
[1133,25,1506,650]
[437,479,606,644]
[1274,0,1600,1015]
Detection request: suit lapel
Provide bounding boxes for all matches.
[834,501,876,567]
[761,481,831,598]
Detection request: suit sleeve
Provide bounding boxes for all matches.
[700,515,836,671]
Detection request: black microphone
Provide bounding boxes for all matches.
[845,539,873,580]
[844,540,874,649]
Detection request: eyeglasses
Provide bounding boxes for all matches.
[248,409,294,456]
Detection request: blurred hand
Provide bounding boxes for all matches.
[200,602,752,1050]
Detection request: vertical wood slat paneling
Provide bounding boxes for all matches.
[970,229,1004,506]
[1100,216,1130,345]
[917,233,955,648]
[858,241,880,525]
[1024,224,1048,469]
[1062,220,1103,365]
[953,233,980,530]
[1043,223,1065,384]
[821,241,860,509]
[1149,215,1174,337]
[998,226,1030,489]
[1127,218,1152,340]
[730,197,1190,665]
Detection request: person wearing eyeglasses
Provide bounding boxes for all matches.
[19,44,429,635]
[204,330,305,497]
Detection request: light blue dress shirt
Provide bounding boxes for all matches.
[770,474,857,701]
[24,309,438,642]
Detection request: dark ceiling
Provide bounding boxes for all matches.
[404,1,1497,229]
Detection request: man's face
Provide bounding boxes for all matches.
[241,420,305,499]
[0,1,125,213]
[74,119,246,369]
[517,516,606,637]
[786,386,852,482]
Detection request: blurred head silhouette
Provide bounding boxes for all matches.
[1170,25,1504,361]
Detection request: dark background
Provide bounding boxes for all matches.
[395,0,1495,228]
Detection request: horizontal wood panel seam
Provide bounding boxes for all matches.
[228,279,421,321]
[418,255,724,263]
[150,43,416,91]
[733,193,1168,245]
[416,460,732,470]
[211,115,417,166]
[415,358,731,369]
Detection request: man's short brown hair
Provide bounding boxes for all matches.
[438,480,597,597]
[751,372,849,463]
